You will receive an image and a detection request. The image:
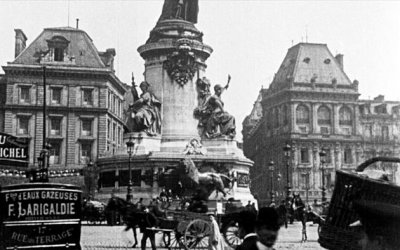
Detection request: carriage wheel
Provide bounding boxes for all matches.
[165,231,185,249]
[183,219,211,249]
[222,220,242,248]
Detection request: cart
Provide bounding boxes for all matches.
[155,209,212,250]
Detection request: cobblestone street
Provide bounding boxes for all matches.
[81,221,324,249]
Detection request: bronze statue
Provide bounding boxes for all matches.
[126,81,161,136]
[181,158,232,198]
[194,75,236,138]
[158,0,199,24]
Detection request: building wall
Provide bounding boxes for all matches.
[243,44,400,205]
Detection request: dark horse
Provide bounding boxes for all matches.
[106,196,143,248]
[181,158,232,198]
[291,194,307,242]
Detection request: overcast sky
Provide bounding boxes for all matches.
[1,0,400,141]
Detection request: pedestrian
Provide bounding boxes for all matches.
[245,201,252,210]
[138,206,158,250]
[255,207,281,250]
[236,210,258,250]
[135,197,143,210]
[208,212,226,250]
[350,199,400,250]
[277,200,288,229]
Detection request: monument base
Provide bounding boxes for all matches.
[202,137,245,157]
[122,132,161,154]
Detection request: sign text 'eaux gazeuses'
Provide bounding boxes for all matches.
[0,183,82,249]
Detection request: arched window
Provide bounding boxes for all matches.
[339,106,352,125]
[296,105,309,124]
[318,106,331,125]
[46,36,69,62]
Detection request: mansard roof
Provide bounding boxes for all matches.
[11,27,107,68]
[273,43,352,85]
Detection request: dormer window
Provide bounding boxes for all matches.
[54,47,64,61]
[46,36,70,62]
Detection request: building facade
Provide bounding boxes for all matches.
[243,43,400,206]
[0,27,127,194]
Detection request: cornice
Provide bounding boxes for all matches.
[3,104,109,114]
[3,65,127,94]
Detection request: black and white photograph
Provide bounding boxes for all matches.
[0,1,400,249]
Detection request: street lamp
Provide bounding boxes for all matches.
[305,170,310,204]
[319,149,327,202]
[126,136,135,202]
[268,160,275,205]
[283,143,292,202]
[87,159,94,199]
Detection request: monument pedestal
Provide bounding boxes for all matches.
[123,132,161,155]
[202,138,245,157]
[97,16,256,207]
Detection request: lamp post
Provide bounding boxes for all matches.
[305,170,310,204]
[87,159,94,199]
[277,172,282,201]
[283,143,292,202]
[319,149,327,203]
[268,160,275,205]
[34,66,50,183]
[126,136,135,202]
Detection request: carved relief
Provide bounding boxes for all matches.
[163,38,198,86]
[183,138,207,155]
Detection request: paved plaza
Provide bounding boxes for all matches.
[81,221,325,249]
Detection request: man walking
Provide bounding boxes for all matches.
[139,206,158,250]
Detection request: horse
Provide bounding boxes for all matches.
[291,194,307,242]
[106,196,143,248]
[181,158,232,198]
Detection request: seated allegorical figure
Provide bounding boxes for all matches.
[126,81,161,136]
[194,75,236,138]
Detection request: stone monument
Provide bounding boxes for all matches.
[97,0,255,206]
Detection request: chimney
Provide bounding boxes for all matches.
[14,29,27,58]
[335,54,344,70]
[106,48,116,72]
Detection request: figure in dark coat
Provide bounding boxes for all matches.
[236,210,258,250]
[139,207,158,250]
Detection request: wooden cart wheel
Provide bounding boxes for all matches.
[183,219,211,249]
[222,220,242,248]
[166,231,185,249]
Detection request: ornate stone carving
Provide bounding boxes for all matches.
[163,39,198,86]
[183,138,206,155]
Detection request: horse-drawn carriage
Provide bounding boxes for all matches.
[106,158,246,249]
